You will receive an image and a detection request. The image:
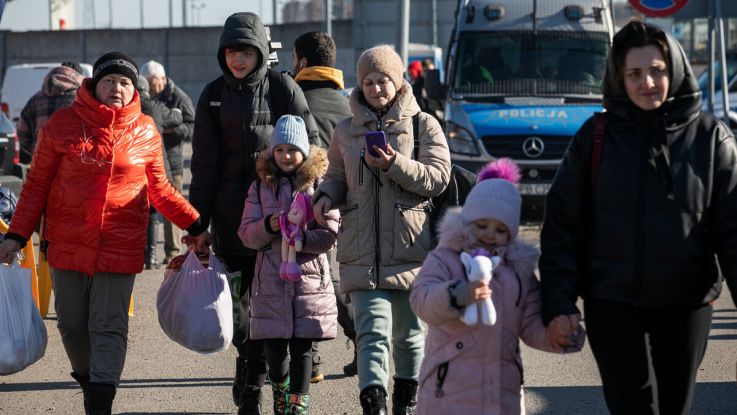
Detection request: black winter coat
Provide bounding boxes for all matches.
[298,79,351,147]
[153,78,195,177]
[540,24,737,323]
[189,12,319,257]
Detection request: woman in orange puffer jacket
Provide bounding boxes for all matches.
[0,52,211,415]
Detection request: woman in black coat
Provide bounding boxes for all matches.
[540,21,737,415]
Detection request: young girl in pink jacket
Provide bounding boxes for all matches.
[238,115,338,414]
[409,159,584,415]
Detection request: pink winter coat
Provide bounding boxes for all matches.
[238,146,338,340]
[410,208,581,415]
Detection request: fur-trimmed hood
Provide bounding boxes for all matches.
[255,145,328,192]
[436,207,539,278]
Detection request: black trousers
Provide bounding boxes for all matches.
[584,298,712,415]
[221,254,267,387]
[265,338,314,394]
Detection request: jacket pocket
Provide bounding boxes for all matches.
[392,201,432,263]
[418,334,478,404]
[336,204,359,263]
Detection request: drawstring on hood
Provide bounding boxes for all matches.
[602,22,702,199]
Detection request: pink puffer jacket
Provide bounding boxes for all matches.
[237,146,338,340]
[410,208,582,415]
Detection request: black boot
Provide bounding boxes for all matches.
[237,385,262,415]
[86,382,116,415]
[70,372,90,414]
[360,386,388,415]
[145,212,159,270]
[343,339,357,377]
[233,356,248,406]
[392,378,418,415]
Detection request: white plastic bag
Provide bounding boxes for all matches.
[156,249,233,354]
[0,262,47,375]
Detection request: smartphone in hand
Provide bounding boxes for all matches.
[365,131,387,158]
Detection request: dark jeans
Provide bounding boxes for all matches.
[265,338,313,394]
[584,298,713,415]
[221,254,267,387]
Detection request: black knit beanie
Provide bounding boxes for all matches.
[92,52,138,86]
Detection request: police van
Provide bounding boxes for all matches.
[426,0,614,205]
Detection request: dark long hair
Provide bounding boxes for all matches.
[604,21,670,97]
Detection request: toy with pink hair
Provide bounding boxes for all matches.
[278,192,314,281]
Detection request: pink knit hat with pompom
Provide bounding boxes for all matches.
[461,158,522,239]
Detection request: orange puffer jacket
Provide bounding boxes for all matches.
[8,79,201,276]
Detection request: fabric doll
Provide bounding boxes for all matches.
[278,192,314,282]
[460,248,501,326]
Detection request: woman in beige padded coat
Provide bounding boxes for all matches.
[313,45,450,415]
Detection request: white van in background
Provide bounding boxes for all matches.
[0,62,92,124]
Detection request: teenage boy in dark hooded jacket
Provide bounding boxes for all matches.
[189,12,319,414]
[540,21,737,415]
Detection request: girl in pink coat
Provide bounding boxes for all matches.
[409,159,584,415]
[238,115,338,414]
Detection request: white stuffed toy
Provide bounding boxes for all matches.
[460,249,501,326]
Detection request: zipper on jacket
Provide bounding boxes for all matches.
[634,137,647,304]
[374,159,381,288]
[514,347,524,385]
[318,257,327,290]
[360,148,365,186]
[395,203,431,213]
[435,362,449,398]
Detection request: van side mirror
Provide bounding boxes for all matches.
[424,69,446,100]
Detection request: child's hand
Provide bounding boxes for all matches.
[547,314,584,352]
[269,214,281,232]
[468,280,491,302]
[547,315,572,351]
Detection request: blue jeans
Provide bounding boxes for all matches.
[350,289,425,391]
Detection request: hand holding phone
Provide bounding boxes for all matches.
[365,131,387,158]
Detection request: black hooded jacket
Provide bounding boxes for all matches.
[540,23,737,323]
[154,78,195,177]
[189,12,319,257]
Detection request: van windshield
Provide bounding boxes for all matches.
[452,31,609,97]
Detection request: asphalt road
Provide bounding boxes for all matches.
[1,144,736,414]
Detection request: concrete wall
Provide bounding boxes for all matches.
[0,1,458,103]
[0,20,355,103]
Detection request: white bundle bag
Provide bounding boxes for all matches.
[0,262,47,375]
[156,249,233,354]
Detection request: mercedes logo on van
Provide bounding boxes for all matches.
[522,136,545,158]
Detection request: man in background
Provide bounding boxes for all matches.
[17,61,84,163]
[140,60,195,264]
[291,31,356,381]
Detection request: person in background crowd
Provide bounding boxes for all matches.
[139,60,195,265]
[312,45,450,415]
[189,12,319,414]
[410,158,584,414]
[540,21,737,415]
[16,61,84,163]
[238,115,338,414]
[407,61,422,84]
[135,76,184,270]
[0,51,210,415]
[290,30,355,381]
